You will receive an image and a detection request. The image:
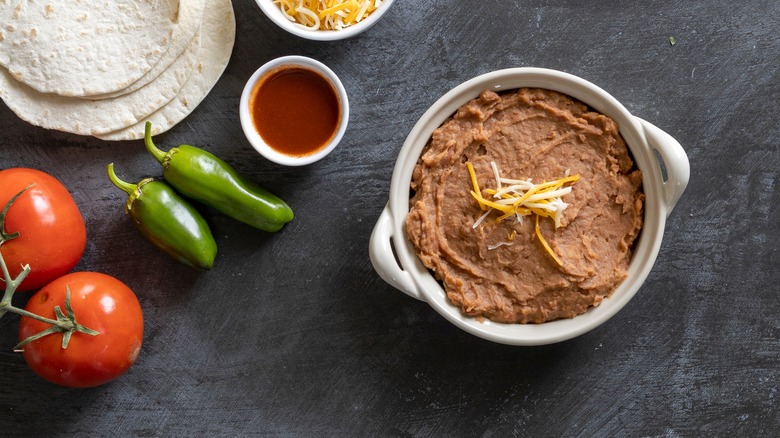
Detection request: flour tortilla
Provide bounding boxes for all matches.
[0,30,201,136]
[97,0,235,141]
[0,0,179,97]
[86,0,206,100]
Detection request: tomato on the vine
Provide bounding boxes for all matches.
[18,272,144,388]
[0,168,87,292]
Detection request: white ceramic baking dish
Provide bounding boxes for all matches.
[369,67,689,346]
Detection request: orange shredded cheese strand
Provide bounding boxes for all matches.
[466,162,487,211]
[495,210,516,222]
[511,184,544,207]
[535,215,563,266]
[319,2,351,18]
[470,191,513,213]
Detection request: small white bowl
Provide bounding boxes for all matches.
[255,0,395,41]
[240,55,349,166]
[369,67,690,346]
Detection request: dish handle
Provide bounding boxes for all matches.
[369,206,423,301]
[636,117,690,215]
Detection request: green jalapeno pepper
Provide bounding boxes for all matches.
[107,163,217,270]
[143,122,294,232]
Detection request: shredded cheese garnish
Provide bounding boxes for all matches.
[466,161,579,265]
[273,0,384,31]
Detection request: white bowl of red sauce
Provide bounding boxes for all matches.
[240,55,349,166]
[256,0,395,41]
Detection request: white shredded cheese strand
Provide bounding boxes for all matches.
[491,161,502,193]
[356,0,371,22]
[500,177,534,185]
[488,241,514,251]
[295,7,320,30]
[494,182,535,197]
[525,187,572,202]
[472,209,492,229]
[524,202,558,212]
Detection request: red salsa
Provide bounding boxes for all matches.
[249,66,341,157]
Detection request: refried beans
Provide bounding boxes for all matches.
[406,88,644,324]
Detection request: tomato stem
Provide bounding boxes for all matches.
[0,251,99,351]
[3,303,62,327]
[0,251,62,326]
[0,250,29,305]
[0,184,34,245]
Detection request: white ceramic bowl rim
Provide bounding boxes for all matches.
[239,55,350,166]
[369,67,690,345]
[256,0,395,41]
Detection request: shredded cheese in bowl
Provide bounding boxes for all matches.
[466,161,579,265]
[273,0,384,31]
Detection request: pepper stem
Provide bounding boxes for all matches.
[106,163,136,195]
[144,121,167,164]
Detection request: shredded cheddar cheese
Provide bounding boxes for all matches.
[466,161,579,265]
[273,0,384,31]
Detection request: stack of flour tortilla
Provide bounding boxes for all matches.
[0,0,235,140]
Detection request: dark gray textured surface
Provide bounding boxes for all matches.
[0,0,777,436]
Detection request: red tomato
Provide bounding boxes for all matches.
[0,168,87,292]
[18,272,144,388]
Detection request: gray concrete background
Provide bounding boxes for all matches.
[0,0,777,435]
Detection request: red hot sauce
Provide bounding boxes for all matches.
[249,66,341,157]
